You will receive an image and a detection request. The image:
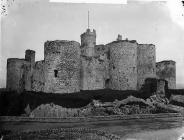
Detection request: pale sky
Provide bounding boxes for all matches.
[0,0,184,88]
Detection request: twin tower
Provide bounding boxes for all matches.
[6,28,176,93]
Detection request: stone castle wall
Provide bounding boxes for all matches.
[44,40,81,93]
[80,56,108,90]
[6,58,30,93]
[94,44,109,57]
[156,61,176,89]
[107,40,138,90]
[32,60,45,92]
[137,44,156,90]
[6,30,176,93]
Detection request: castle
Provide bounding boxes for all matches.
[6,28,176,93]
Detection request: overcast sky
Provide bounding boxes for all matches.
[0,0,184,88]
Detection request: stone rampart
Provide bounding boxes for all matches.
[44,40,81,93]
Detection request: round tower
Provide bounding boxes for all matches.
[107,37,138,90]
[80,29,96,57]
[25,49,35,65]
[44,40,81,93]
[6,58,29,93]
[156,60,176,89]
[137,44,156,90]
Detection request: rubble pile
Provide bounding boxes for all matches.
[28,93,179,117]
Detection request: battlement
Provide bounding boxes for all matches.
[81,29,96,37]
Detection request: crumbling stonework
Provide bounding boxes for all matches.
[156,61,176,89]
[44,40,81,93]
[137,44,156,90]
[156,79,167,95]
[6,29,176,93]
[107,40,138,90]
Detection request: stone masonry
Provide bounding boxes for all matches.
[137,44,156,90]
[6,58,30,93]
[107,40,137,90]
[6,28,176,93]
[44,40,81,93]
[156,60,176,89]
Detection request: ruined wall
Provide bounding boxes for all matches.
[6,58,30,93]
[107,40,138,90]
[156,79,167,95]
[80,29,96,57]
[137,44,156,90]
[44,40,81,93]
[32,60,45,92]
[156,61,176,89]
[80,56,108,90]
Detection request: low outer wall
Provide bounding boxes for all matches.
[156,61,176,89]
[0,113,181,123]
